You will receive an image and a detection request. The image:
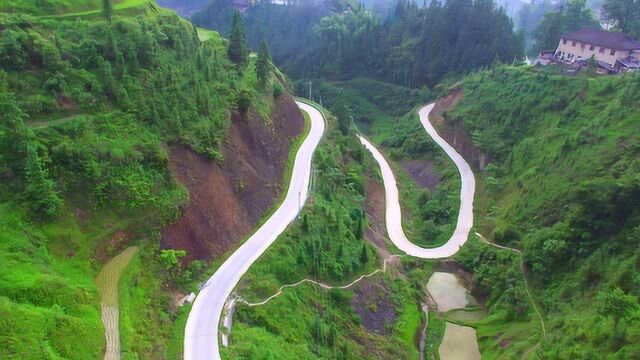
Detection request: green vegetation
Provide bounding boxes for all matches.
[256,40,271,89]
[222,107,428,359]
[227,10,249,70]
[0,0,153,17]
[602,0,640,38]
[0,1,286,358]
[239,109,376,300]
[449,66,640,358]
[314,78,459,248]
[532,0,600,53]
[192,0,523,88]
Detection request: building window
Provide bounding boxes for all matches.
[581,43,586,49]
[610,49,616,55]
[590,45,595,51]
[599,47,605,54]
[572,41,576,46]
[563,39,567,45]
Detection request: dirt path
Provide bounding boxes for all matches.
[96,246,139,360]
[475,232,547,359]
[236,254,403,307]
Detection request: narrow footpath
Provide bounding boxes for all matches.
[96,246,139,360]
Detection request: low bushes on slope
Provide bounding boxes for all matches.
[452,66,640,359]
[0,5,279,358]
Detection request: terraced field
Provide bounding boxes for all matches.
[96,246,139,360]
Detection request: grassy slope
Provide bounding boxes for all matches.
[0,0,150,16]
[450,66,640,359]
[0,1,287,359]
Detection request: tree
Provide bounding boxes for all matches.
[360,243,369,264]
[227,11,249,69]
[103,0,113,22]
[24,144,63,219]
[603,0,640,37]
[0,72,30,176]
[159,249,187,270]
[332,98,352,136]
[0,29,26,70]
[255,40,271,88]
[596,287,639,321]
[532,0,599,52]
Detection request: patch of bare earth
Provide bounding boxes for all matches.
[352,279,395,335]
[161,95,304,262]
[401,159,439,190]
[431,88,491,171]
[364,179,387,253]
[351,178,401,335]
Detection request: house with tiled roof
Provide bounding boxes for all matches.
[552,28,640,73]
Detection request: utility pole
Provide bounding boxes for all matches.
[308,81,312,100]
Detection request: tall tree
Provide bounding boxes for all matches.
[533,0,599,52]
[255,40,271,88]
[24,144,63,218]
[0,71,30,176]
[359,243,369,264]
[332,98,352,136]
[227,11,249,69]
[103,0,113,22]
[603,0,640,37]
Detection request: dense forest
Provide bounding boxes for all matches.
[193,0,524,87]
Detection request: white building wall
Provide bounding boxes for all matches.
[554,38,630,65]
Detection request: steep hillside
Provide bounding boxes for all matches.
[0,2,304,359]
[222,105,431,360]
[449,67,640,358]
[162,97,303,262]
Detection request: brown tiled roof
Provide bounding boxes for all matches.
[562,28,640,51]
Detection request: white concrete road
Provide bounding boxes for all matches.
[183,101,325,360]
[358,103,475,258]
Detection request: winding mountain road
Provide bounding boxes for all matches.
[358,103,476,258]
[183,101,325,360]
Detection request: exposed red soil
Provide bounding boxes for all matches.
[431,89,491,170]
[352,178,400,335]
[160,95,304,263]
[364,179,388,253]
[400,159,439,190]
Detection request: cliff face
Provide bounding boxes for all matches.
[161,95,304,262]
